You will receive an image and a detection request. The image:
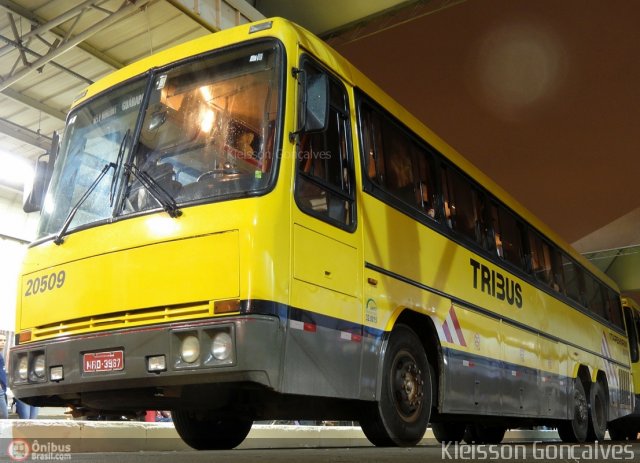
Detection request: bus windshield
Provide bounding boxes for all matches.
[38,41,282,239]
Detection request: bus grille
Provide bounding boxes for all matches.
[29,302,214,342]
[618,369,632,407]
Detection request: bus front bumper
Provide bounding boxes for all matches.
[8,315,284,410]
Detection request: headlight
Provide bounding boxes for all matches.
[211,332,232,360]
[33,354,46,378]
[180,335,200,363]
[17,356,28,380]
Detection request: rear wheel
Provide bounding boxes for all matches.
[557,379,588,443]
[172,410,253,450]
[360,325,432,447]
[586,380,608,442]
[432,422,466,444]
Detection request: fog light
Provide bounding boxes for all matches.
[181,335,200,363]
[212,332,232,360]
[33,354,46,378]
[50,366,64,381]
[17,356,28,380]
[147,355,166,372]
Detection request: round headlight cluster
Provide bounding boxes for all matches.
[212,332,232,360]
[18,356,29,380]
[180,335,200,363]
[33,354,46,378]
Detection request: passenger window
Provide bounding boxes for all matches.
[529,232,552,286]
[360,101,438,220]
[490,204,525,270]
[584,275,606,319]
[549,247,565,293]
[415,151,437,219]
[383,125,415,205]
[562,254,583,303]
[295,62,354,228]
[441,166,485,245]
[606,290,623,329]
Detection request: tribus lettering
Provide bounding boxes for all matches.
[470,258,523,308]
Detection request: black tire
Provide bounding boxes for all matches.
[557,379,588,443]
[360,324,432,447]
[586,381,608,442]
[432,422,466,444]
[172,410,253,450]
[463,424,506,444]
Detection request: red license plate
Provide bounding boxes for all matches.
[83,351,124,373]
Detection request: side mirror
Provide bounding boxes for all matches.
[303,73,329,133]
[23,132,58,213]
[22,157,48,213]
[292,70,329,140]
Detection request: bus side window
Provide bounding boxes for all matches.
[623,306,639,363]
[488,203,503,257]
[529,232,552,287]
[494,205,525,271]
[441,166,483,245]
[382,125,415,206]
[584,275,606,319]
[360,101,438,221]
[562,254,582,304]
[415,149,437,219]
[295,64,354,228]
[361,107,385,183]
[606,289,623,329]
[549,247,565,293]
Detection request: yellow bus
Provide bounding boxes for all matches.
[11,17,634,449]
[609,297,640,440]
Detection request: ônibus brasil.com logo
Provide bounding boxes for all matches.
[7,439,72,461]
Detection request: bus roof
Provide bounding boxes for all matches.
[73,17,618,292]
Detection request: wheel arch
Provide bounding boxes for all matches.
[374,309,443,409]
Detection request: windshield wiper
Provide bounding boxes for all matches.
[53,162,115,245]
[110,128,130,206]
[124,162,182,218]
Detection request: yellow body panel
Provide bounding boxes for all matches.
[21,230,239,328]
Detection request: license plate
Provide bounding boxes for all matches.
[83,350,124,373]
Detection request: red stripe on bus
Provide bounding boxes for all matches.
[448,306,467,347]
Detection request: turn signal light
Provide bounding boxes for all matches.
[214,299,240,314]
[18,330,32,343]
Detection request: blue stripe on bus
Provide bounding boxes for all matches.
[240,299,385,339]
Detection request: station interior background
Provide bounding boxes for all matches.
[0,0,638,344]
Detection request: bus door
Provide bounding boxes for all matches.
[285,56,363,399]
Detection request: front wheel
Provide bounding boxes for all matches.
[172,410,253,450]
[360,324,432,447]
